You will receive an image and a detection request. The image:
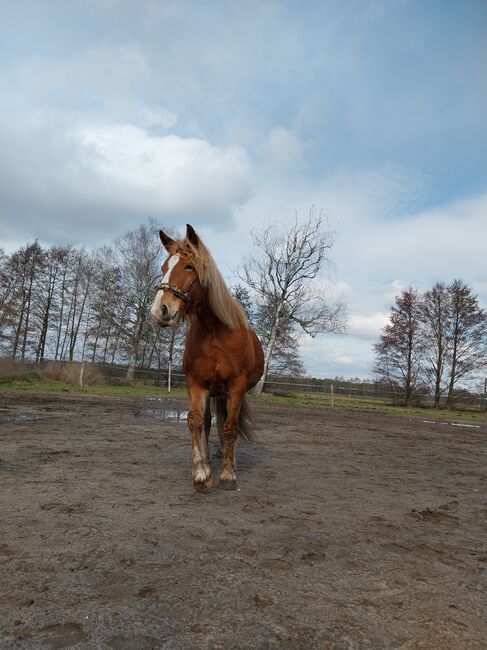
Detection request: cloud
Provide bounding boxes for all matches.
[348,312,389,340]
[0,41,256,247]
[0,118,252,245]
[261,127,305,173]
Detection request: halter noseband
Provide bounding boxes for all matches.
[154,275,198,305]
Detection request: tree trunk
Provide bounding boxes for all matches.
[126,315,144,380]
[55,270,68,360]
[11,288,26,359]
[167,328,175,392]
[446,314,460,409]
[254,301,283,396]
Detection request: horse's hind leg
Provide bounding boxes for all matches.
[204,400,212,448]
[213,397,226,459]
[219,389,243,490]
[187,385,212,491]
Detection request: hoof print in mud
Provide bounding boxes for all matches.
[219,478,238,491]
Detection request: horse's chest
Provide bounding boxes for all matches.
[184,342,232,386]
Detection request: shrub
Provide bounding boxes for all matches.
[0,358,39,383]
[39,361,105,386]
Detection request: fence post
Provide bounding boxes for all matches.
[79,362,85,391]
[330,383,334,408]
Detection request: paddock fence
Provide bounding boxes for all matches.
[2,357,485,413]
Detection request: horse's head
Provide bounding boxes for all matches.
[151,224,202,327]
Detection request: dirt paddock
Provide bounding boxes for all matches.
[1,390,486,649]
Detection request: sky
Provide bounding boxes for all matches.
[1,0,486,379]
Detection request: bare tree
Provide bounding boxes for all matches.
[5,242,44,360]
[0,248,19,348]
[34,246,70,362]
[114,220,162,380]
[445,279,487,407]
[239,211,347,395]
[419,282,451,408]
[373,288,423,406]
[254,302,305,376]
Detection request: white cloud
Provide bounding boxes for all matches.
[72,122,252,209]
[0,116,253,245]
[261,127,305,172]
[348,312,389,340]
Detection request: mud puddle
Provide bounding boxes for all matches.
[134,408,189,421]
[419,419,481,430]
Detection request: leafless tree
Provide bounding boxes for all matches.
[232,284,304,376]
[0,248,18,346]
[113,220,162,379]
[239,210,347,395]
[4,242,44,360]
[373,288,423,406]
[419,282,451,408]
[445,279,487,407]
[34,246,71,362]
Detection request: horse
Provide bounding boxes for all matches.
[151,224,264,492]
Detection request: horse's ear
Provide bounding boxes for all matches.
[159,230,176,252]
[186,224,200,247]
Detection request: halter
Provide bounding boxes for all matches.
[154,275,198,305]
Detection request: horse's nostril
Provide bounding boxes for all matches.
[160,304,169,318]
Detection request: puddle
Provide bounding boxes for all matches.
[135,408,189,422]
[419,419,481,430]
[0,412,70,424]
[0,413,39,424]
[446,421,481,429]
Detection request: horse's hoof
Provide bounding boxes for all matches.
[194,477,213,493]
[219,478,237,491]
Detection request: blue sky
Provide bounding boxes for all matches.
[1,0,486,379]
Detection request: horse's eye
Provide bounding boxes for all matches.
[184,264,194,271]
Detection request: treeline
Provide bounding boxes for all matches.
[0,222,177,378]
[373,282,487,408]
[0,220,312,378]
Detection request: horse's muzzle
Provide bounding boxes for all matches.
[152,309,179,328]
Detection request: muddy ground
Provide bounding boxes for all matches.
[0,390,486,649]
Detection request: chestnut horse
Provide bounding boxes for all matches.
[151,224,264,491]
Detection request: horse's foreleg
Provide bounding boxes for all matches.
[219,390,243,490]
[187,387,212,491]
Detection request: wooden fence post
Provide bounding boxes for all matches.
[79,362,85,391]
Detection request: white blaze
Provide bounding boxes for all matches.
[151,254,180,319]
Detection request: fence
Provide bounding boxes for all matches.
[260,377,486,411]
[3,357,486,412]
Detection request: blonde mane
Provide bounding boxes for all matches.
[170,237,249,331]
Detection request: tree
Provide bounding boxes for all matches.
[445,280,487,407]
[233,283,305,376]
[419,282,451,408]
[373,288,423,406]
[0,248,19,348]
[5,242,44,360]
[254,302,305,376]
[113,220,162,379]
[239,210,347,395]
[33,246,69,362]
[232,285,255,324]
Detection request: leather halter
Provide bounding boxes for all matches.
[154,275,198,305]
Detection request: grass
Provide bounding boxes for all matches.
[0,377,187,398]
[259,391,486,424]
[0,378,485,424]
